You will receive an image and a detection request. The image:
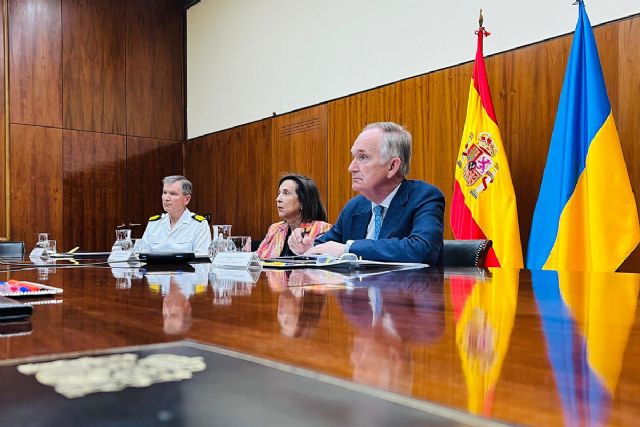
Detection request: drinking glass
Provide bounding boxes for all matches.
[36,233,49,249]
[46,240,57,254]
[208,238,236,261]
[212,224,232,240]
[230,236,251,252]
[113,229,133,251]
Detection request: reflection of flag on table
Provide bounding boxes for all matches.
[451,22,523,268]
[527,1,640,271]
[450,269,519,415]
[532,270,638,425]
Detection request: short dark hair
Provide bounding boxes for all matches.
[279,173,327,223]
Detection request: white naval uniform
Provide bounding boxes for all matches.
[136,208,211,255]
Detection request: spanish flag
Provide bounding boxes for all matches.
[527,1,640,271]
[451,19,523,268]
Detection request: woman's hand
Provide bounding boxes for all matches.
[288,227,314,255]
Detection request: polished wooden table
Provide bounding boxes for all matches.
[1,261,639,426]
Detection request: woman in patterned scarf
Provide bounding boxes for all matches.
[257,173,331,258]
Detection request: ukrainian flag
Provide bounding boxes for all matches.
[527,1,640,271]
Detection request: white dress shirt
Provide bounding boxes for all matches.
[365,183,402,239]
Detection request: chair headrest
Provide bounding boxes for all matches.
[443,239,493,267]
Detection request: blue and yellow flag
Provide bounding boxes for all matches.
[527,1,640,271]
[532,270,638,425]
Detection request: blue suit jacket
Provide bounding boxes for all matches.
[316,180,445,264]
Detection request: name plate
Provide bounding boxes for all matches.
[108,250,136,263]
[212,252,261,269]
[208,267,260,283]
[29,248,45,258]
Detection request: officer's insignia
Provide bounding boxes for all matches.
[192,214,206,222]
[456,131,499,199]
[148,214,162,222]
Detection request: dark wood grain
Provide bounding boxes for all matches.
[616,18,640,272]
[326,68,469,230]
[9,124,63,247]
[126,0,184,140]
[184,119,272,241]
[9,0,62,127]
[0,0,6,239]
[125,136,183,233]
[62,0,126,134]
[63,130,126,251]
[271,105,328,213]
[0,266,639,427]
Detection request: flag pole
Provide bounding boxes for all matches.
[476,8,490,37]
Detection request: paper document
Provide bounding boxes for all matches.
[262,253,428,271]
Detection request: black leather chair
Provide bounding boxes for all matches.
[0,241,25,257]
[443,239,492,268]
[251,239,262,252]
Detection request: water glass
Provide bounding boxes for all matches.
[212,224,232,240]
[36,233,49,249]
[46,240,57,254]
[230,236,251,252]
[208,238,236,262]
[113,228,133,251]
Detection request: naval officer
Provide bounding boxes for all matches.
[136,175,211,255]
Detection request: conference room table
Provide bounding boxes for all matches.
[0,259,638,426]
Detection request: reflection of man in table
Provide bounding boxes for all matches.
[339,269,445,393]
[145,271,207,335]
[136,175,211,255]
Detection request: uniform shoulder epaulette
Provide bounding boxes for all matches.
[192,214,206,222]
[148,214,162,222]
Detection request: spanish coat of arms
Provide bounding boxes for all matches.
[456,131,499,199]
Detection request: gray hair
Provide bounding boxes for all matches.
[363,122,412,177]
[162,175,193,195]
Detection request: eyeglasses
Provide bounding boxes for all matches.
[315,253,359,265]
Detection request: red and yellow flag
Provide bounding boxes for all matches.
[450,24,523,268]
[450,269,519,415]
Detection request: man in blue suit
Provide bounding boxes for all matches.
[290,122,445,264]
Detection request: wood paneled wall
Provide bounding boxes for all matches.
[5,0,184,250]
[185,119,273,240]
[126,136,184,231]
[185,14,640,271]
[62,130,126,250]
[9,125,63,245]
[0,0,6,239]
[126,0,184,141]
[62,0,126,134]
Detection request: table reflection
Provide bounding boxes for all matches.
[338,268,445,393]
[145,271,208,335]
[265,270,329,338]
[449,268,519,416]
[1,261,639,427]
[532,270,640,426]
[208,266,258,306]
